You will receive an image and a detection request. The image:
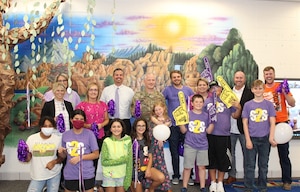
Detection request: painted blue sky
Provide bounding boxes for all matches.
[5,0,234,62]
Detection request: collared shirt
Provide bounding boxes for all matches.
[100,84,134,119]
[230,85,245,134]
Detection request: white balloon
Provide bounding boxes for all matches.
[153,124,170,141]
[274,123,293,144]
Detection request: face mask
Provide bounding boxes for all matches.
[72,120,84,129]
[41,127,54,136]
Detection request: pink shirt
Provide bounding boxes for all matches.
[76,101,108,139]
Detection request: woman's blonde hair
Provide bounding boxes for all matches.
[197,77,209,86]
[55,73,68,82]
[85,82,100,101]
[52,82,66,92]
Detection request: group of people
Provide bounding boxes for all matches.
[226,67,295,192]
[22,66,295,192]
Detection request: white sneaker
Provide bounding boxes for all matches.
[216,182,224,192]
[172,178,179,185]
[188,178,195,186]
[209,181,217,192]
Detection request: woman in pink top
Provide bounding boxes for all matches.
[76,82,109,184]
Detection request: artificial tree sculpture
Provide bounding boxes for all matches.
[0,0,65,166]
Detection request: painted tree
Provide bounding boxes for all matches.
[0,0,65,166]
[196,28,258,87]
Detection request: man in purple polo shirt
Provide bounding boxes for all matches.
[162,70,194,185]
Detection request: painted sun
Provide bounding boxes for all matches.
[144,15,198,49]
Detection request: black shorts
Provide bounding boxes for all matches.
[206,134,231,172]
[64,177,95,191]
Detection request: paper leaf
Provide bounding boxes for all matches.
[23,15,28,23]
[58,14,63,25]
[14,60,20,67]
[86,45,90,52]
[68,37,73,43]
[61,31,65,38]
[81,30,85,37]
[13,45,19,53]
[31,43,36,50]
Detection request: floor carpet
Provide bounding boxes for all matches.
[1,180,300,192]
[223,180,300,192]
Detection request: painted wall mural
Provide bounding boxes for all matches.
[2,0,258,165]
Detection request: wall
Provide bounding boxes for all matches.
[1,0,300,180]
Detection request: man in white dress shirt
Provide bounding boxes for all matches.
[226,71,253,184]
[100,68,134,135]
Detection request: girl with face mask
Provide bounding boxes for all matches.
[24,116,63,192]
[58,109,99,192]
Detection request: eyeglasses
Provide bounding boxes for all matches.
[61,103,65,111]
[88,89,98,92]
[57,79,68,82]
[137,124,146,127]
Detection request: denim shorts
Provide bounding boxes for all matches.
[102,176,124,187]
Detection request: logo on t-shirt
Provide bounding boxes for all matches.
[188,120,205,134]
[250,108,268,122]
[207,102,225,113]
[66,141,86,157]
[32,143,56,157]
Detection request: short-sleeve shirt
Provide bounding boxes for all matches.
[76,101,108,139]
[100,84,134,119]
[263,82,292,123]
[203,97,236,136]
[162,85,194,125]
[26,132,62,180]
[133,138,153,174]
[62,129,99,180]
[242,99,276,137]
[185,111,210,150]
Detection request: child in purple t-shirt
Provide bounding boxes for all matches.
[59,109,99,192]
[242,80,276,192]
[203,81,241,192]
[180,94,214,192]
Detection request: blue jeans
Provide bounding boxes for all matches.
[244,136,270,192]
[27,172,61,192]
[168,125,184,179]
[229,133,246,178]
[277,142,292,184]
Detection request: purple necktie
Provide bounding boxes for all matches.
[115,87,120,118]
